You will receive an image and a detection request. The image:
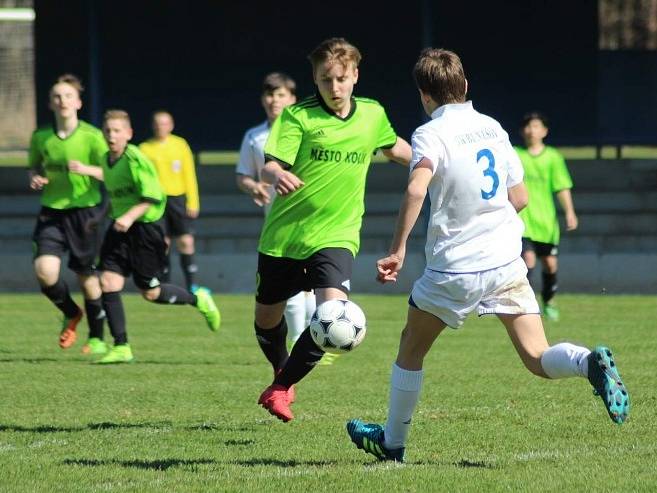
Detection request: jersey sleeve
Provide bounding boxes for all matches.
[503,138,524,187]
[374,107,398,150]
[28,131,42,171]
[263,108,303,167]
[550,149,573,192]
[236,131,258,178]
[410,126,443,176]
[180,139,199,211]
[90,131,109,166]
[131,154,164,203]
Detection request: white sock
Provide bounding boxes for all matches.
[284,292,307,343]
[384,364,423,449]
[540,342,590,379]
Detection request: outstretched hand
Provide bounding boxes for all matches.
[376,253,404,284]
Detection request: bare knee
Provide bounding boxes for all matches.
[255,301,287,329]
[176,234,195,254]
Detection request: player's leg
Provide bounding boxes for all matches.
[67,205,107,354]
[33,210,83,347]
[96,269,133,364]
[348,304,448,462]
[133,222,219,331]
[168,195,198,292]
[540,249,559,321]
[175,233,198,292]
[283,291,307,344]
[521,238,537,288]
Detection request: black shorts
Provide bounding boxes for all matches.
[32,205,104,275]
[163,194,194,237]
[99,221,168,290]
[256,247,353,304]
[522,238,559,257]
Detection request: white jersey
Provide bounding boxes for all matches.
[411,101,525,273]
[236,120,276,215]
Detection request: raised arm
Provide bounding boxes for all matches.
[377,158,433,283]
[382,136,412,166]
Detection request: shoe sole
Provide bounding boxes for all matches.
[591,347,629,424]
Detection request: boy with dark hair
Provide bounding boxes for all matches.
[29,73,108,355]
[236,72,317,351]
[346,48,628,463]
[515,112,578,322]
[255,38,412,422]
[139,110,201,292]
[69,110,220,363]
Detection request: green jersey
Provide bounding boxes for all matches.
[259,95,397,259]
[515,145,573,244]
[102,144,165,223]
[28,121,107,209]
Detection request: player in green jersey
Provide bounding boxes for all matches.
[68,110,220,363]
[515,112,578,322]
[256,38,412,422]
[29,74,108,354]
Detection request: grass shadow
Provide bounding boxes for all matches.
[63,458,217,471]
[0,357,62,364]
[0,421,173,433]
[233,458,337,467]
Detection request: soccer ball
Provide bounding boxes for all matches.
[309,299,367,354]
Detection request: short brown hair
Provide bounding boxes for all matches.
[522,111,549,128]
[152,109,173,121]
[52,73,84,94]
[307,37,362,71]
[262,72,296,95]
[103,109,131,127]
[413,48,466,107]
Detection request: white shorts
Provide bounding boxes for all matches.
[409,257,540,328]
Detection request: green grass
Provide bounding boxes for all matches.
[0,293,654,492]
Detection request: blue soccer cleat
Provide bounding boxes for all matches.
[346,419,405,462]
[587,346,629,424]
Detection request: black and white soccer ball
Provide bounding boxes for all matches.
[309,299,367,354]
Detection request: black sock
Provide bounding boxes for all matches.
[526,266,535,289]
[161,252,171,283]
[255,318,289,373]
[102,291,128,345]
[41,280,80,318]
[84,297,105,339]
[179,253,197,291]
[542,271,558,304]
[274,327,324,388]
[153,284,196,305]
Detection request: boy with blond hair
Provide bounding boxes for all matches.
[139,111,201,292]
[346,48,629,463]
[255,38,412,422]
[29,73,107,354]
[236,72,316,349]
[69,110,220,363]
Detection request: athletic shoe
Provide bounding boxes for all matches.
[346,419,405,462]
[543,303,560,322]
[587,346,629,424]
[195,287,221,331]
[274,369,296,403]
[94,344,134,364]
[81,337,108,355]
[317,352,341,366]
[189,284,200,294]
[59,310,83,349]
[258,384,294,422]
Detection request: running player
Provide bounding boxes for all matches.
[345,48,629,463]
[139,111,201,292]
[235,72,317,351]
[68,110,220,363]
[29,74,107,355]
[255,38,412,422]
[515,112,578,322]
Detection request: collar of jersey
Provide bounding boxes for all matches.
[316,92,357,121]
[52,120,81,141]
[431,100,473,120]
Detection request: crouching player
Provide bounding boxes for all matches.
[69,109,221,363]
[346,48,629,463]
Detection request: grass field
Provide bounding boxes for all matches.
[0,293,655,492]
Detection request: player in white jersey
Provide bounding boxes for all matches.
[236,72,316,347]
[346,48,630,463]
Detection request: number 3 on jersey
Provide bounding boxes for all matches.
[476,148,499,199]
